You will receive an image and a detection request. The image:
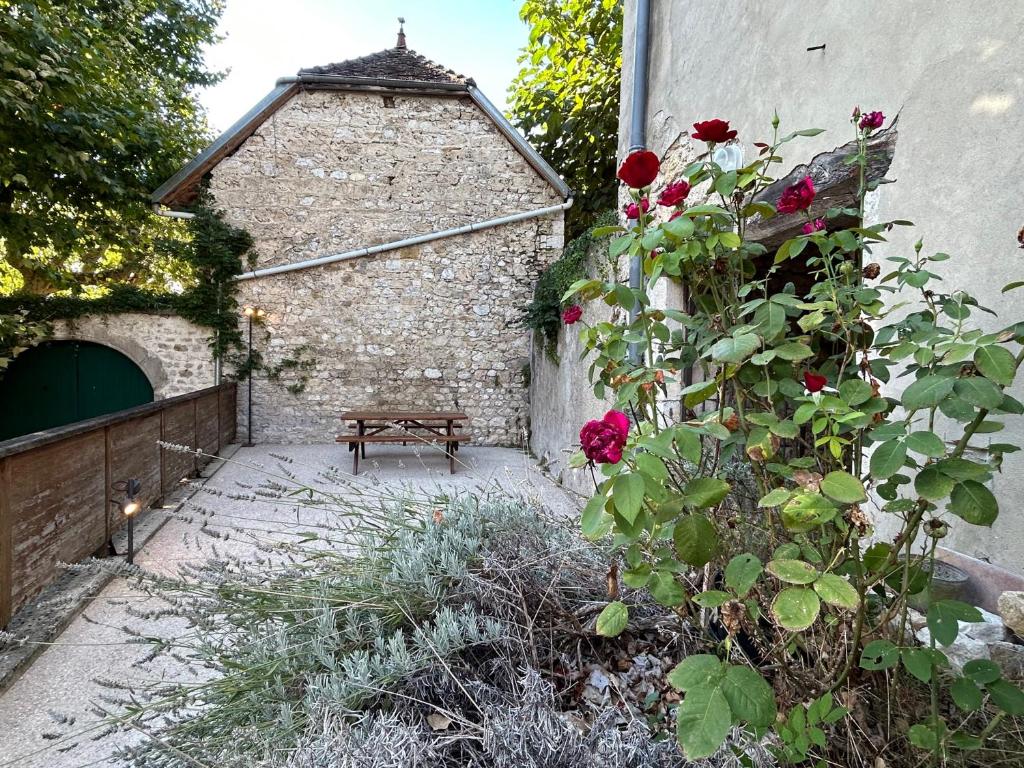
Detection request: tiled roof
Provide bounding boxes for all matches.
[299,47,469,86]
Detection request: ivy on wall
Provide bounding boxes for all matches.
[520,210,616,354]
[0,191,254,364]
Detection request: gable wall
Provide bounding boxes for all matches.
[207,89,564,445]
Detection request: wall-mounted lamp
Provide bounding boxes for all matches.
[241,306,265,447]
[111,478,142,565]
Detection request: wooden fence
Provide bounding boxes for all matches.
[0,382,236,627]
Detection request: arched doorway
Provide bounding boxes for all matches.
[0,340,154,441]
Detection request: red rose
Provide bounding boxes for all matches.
[624,198,650,219]
[802,218,826,235]
[803,371,828,393]
[692,119,737,143]
[859,111,885,131]
[617,150,660,188]
[777,176,815,214]
[579,410,630,464]
[657,180,691,207]
[562,305,583,325]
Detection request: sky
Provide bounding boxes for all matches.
[198,0,530,134]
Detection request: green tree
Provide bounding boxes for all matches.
[0,0,224,295]
[509,0,622,238]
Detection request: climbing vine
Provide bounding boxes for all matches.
[0,190,254,363]
[520,210,615,355]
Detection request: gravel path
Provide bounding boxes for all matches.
[0,443,579,768]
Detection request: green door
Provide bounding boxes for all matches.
[0,341,154,441]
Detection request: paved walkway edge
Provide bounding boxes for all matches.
[0,444,240,692]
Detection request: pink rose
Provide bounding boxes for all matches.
[657,180,691,207]
[617,150,660,188]
[562,305,583,324]
[859,111,885,131]
[777,176,815,214]
[624,198,650,219]
[802,218,826,234]
[579,410,630,464]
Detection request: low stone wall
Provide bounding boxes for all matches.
[529,300,611,498]
[51,312,216,399]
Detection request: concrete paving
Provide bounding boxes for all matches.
[0,444,579,768]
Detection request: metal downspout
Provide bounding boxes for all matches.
[627,0,651,361]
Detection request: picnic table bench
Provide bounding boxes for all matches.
[337,410,470,474]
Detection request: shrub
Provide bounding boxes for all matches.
[565,111,1024,763]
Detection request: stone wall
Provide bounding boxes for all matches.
[529,299,612,498]
[51,312,215,398]
[208,88,564,444]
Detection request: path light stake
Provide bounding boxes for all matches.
[242,306,265,447]
[111,478,142,565]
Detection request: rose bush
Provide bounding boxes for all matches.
[564,108,1024,764]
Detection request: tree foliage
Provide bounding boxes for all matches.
[0,0,224,294]
[509,0,622,238]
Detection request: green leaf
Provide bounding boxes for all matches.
[635,452,669,481]
[668,655,724,691]
[813,573,859,609]
[682,477,731,508]
[927,600,983,646]
[915,465,956,500]
[580,494,609,539]
[758,487,792,507]
[860,639,899,670]
[649,570,687,606]
[766,559,819,585]
[714,170,738,197]
[595,601,628,637]
[820,470,867,503]
[725,554,762,597]
[674,514,720,567]
[781,492,838,533]
[948,480,998,526]
[950,677,983,711]
[773,341,814,361]
[721,665,777,726]
[954,377,1005,409]
[693,590,731,608]
[908,723,942,751]
[612,474,645,524]
[901,648,934,683]
[974,345,1016,387]
[839,378,873,406]
[772,587,821,631]
[963,659,1001,684]
[682,379,718,408]
[664,217,696,238]
[870,440,907,480]
[676,686,732,760]
[987,679,1024,715]
[902,375,955,410]
[904,431,945,457]
[709,333,760,364]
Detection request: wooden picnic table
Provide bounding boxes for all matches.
[337,409,470,475]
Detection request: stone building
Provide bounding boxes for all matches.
[151,32,569,445]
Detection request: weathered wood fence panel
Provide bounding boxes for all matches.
[0,382,237,627]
